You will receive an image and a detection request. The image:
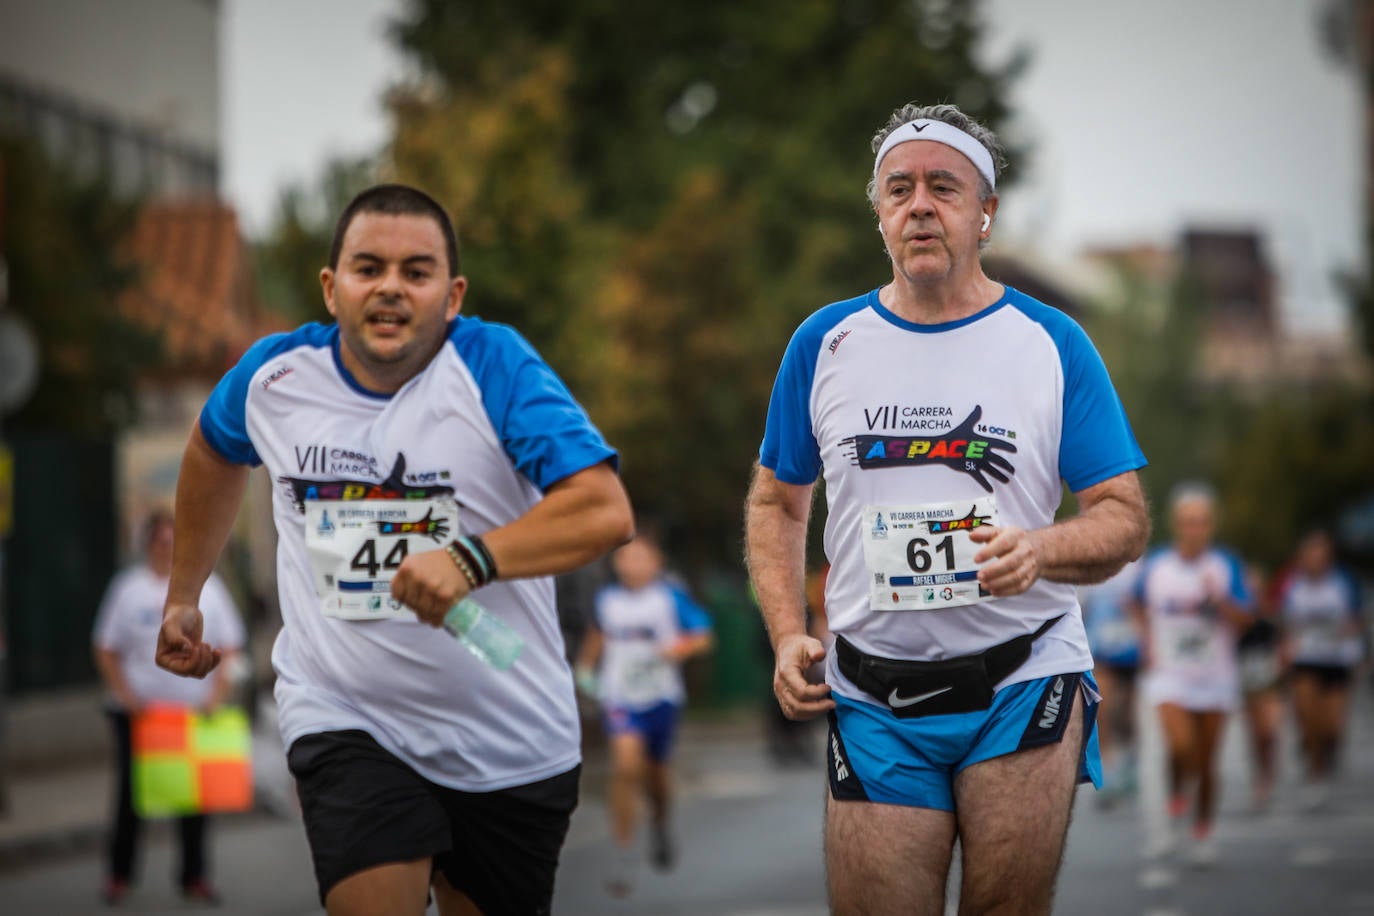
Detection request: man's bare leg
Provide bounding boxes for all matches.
[325,859,432,916]
[954,699,1085,915]
[826,795,957,916]
[432,870,484,916]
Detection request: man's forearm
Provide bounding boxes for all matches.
[481,462,633,580]
[744,468,812,650]
[1031,488,1149,585]
[167,423,250,608]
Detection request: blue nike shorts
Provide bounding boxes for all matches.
[603,700,681,762]
[827,672,1102,811]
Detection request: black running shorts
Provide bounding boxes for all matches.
[287,729,579,915]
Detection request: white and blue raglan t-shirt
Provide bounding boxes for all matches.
[593,579,713,711]
[759,285,1145,707]
[1281,568,1365,668]
[1134,545,1253,711]
[199,316,617,792]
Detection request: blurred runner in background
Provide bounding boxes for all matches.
[1237,563,1283,812]
[1080,559,1142,806]
[1133,483,1252,865]
[1279,528,1366,810]
[575,528,713,898]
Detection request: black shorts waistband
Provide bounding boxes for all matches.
[835,615,1063,719]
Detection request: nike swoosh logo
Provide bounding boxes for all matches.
[912,123,928,132]
[887,685,953,708]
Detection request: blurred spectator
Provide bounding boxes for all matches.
[92,509,244,906]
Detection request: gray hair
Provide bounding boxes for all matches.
[865,102,1006,208]
[1169,480,1218,513]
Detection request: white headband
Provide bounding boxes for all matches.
[872,119,996,191]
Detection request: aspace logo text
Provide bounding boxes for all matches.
[280,452,457,513]
[928,505,993,534]
[841,406,1017,493]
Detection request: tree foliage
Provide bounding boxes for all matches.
[253,155,378,326]
[1,134,161,434]
[383,0,1024,570]
[1214,386,1374,570]
[1086,261,1374,573]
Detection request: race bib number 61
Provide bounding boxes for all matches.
[862,497,998,611]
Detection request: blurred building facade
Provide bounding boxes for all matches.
[0,0,220,198]
[0,0,279,697]
[1082,226,1370,391]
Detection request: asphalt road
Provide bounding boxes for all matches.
[2,687,1372,916]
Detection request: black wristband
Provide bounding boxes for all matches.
[449,536,496,588]
[465,534,499,582]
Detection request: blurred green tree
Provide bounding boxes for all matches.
[254,155,378,326]
[1214,387,1374,571]
[1,135,161,434]
[385,0,1026,571]
[1086,259,1374,573]
[1083,263,1225,535]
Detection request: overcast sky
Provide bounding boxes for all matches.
[223,0,1363,335]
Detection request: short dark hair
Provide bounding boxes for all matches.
[328,184,461,277]
[141,508,174,551]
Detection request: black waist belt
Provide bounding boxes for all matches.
[836,616,1064,719]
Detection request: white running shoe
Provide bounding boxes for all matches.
[604,849,637,898]
[1189,835,1218,868]
[1299,782,1330,813]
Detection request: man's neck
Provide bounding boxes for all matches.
[880,268,1002,326]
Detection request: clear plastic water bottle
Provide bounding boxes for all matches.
[443,598,524,670]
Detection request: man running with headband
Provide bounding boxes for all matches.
[746,102,1149,914]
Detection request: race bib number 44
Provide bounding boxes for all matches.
[305,497,456,620]
[862,498,998,611]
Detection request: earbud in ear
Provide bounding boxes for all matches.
[981,213,991,233]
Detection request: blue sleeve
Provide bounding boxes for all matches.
[759,299,867,485]
[1339,569,1364,619]
[1030,306,1146,492]
[759,327,822,484]
[668,584,713,632]
[199,328,329,465]
[452,319,618,491]
[1132,549,1161,604]
[1221,549,1253,608]
[590,586,612,631]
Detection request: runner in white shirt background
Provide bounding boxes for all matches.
[92,509,244,906]
[154,184,634,916]
[1079,558,1143,806]
[574,526,713,898]
[745,101,1149,916]
[1279,528,1367,809]
[1132,482,1253,865]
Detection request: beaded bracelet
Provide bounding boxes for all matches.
[445,542,480,589]
[447,535,498,588]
